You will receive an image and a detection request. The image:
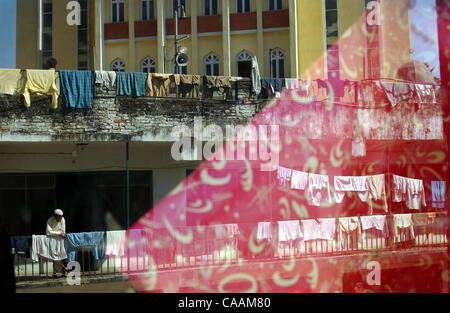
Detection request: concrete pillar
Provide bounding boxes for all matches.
[94,0,104,70]
[256,0,265,77]
[157,0,165,73]
[128,0,136,72]
[222,0,231,76]
[289,0,299,78]
[191,0,199,74]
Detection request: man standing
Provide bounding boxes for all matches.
[46,209,67,278]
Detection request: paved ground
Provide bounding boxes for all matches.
[17,280,136,293]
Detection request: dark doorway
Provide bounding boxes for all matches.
[237,61,252,78]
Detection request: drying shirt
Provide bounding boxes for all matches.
[22,69,59,109]
[334,176,369,203]
[105,230,126,257]
[337,217,362,248]
[277,166,292,186]
[412,213,435,227]
[0,69,22,95]
[214,224,240,240]
[94,71,116,90]
[406,178,426,210]
[393,175,407,202]
[367,174,388,213]
[31,235,67,262]
[360,215,389,238]
[149,73,171,97]
[277,221,303,242]
[415,84,436,104]
[10,236,30,255]
[116,72,148,97]
[290,170,308,190]
[431,181,446,208]
[301,218,336,241]
[392,214,415,239]
[66,232,105,262]
[308,174,332,206]
[46,216,66,237]
[251,56,261,95]
[381,82,413,107]
[59,70,94,110]
[257,222,272,240]
[285,78,300,90]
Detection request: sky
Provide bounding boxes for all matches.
[0,0,16,69]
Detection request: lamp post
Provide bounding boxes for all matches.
[174,5,187,96]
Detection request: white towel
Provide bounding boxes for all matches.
[31,235,67,263]
[214,224,240,239]
[393,214,415,239]
[285,78,300,90]
[257,222,272,240]
[277,166,292,186]
[360,215,388,237]
[334,176,369,203]
[278,220,303,242]
[393,175,407,202]
[105,230,127,257]
[301,219,336,241]
[290,170,308,190]
[308,174,332,206]
[95,70,116,89]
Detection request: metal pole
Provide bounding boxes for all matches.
[175,8,179,97]
[126,141,130,229]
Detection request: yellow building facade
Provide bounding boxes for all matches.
[16,0,414,80]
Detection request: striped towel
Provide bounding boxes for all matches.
[59,70,94,109]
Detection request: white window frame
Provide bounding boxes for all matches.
[236,0,251,13]
[204,53,220,76]
[204,0,219,16]
[111,0,125,23]
[267,0,283,11]
[140,0,155,21]
[141,57,156,73]
[172,0,187,18]
[270,48,286,78]
[111,58,126,72]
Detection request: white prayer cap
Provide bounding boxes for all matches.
[54,209,64,216]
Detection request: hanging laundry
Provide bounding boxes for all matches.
[148,73,172,97]
[297,79,312,98]
[308,173,332,206]
[334,176,369,203]
[22,69,59,109]
[360,215,389,238]
[315,79,329,101]
[328,79,345,97]
[367,174,388,214]
[0,69,22,95]
[277,166,292,187]
[284,78,300,90]
[301,218,336,241]
[105,230,126,257]
[415,84,436,104]
[392,175,426,210]
[31,235,67,263]
[337,217,362,249]
[290,170,308,190]
[392,214,415,241]
[203,76,231,99]
[251,56,261,96]
[277,220,303,242]
[177,226,214,257]
[342,80,357,103]
[143,228,175,265]
[10,236,30,256]
[214,224,240,240]
[257,222,272,240]
[116,72,148,98]
[66,232,105,262]
[175,74,201,98]
[94,70,116,90]
[412,212,436,235]
[59,70,94,110]
[380,81,414,107]
[431,181,446,208]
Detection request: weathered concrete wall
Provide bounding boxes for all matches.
[0,85,265,143]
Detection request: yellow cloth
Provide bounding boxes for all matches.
[367,174,388,214]
[22,70,59,109]
[149,73,172,97]
[337,217,362,249]
[0,69,22,95]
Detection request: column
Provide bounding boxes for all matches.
[289,0,299,78]
[157,0,165,73]
[94,0,104,70]
[222,0,231,76]
[191,0,199,74]
[256,0,265,76]
[128,0,136,72]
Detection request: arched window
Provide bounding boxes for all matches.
[204,0,218,15]
[204,53,220,76]
[141,57,156,73]
[172,60,188,75]
[111,59,126,72]
[236,0,251,13]
[236,51,253,78]
[268,0,283,10]
[270,48,286,78]
[141,0,155,20]
[111,0,125,23]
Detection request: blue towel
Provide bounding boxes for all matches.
[116,72,148,97]
[59,70,94,110]
[66,232,105,262]
[431,181,446,208]
[10,236,30,254]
